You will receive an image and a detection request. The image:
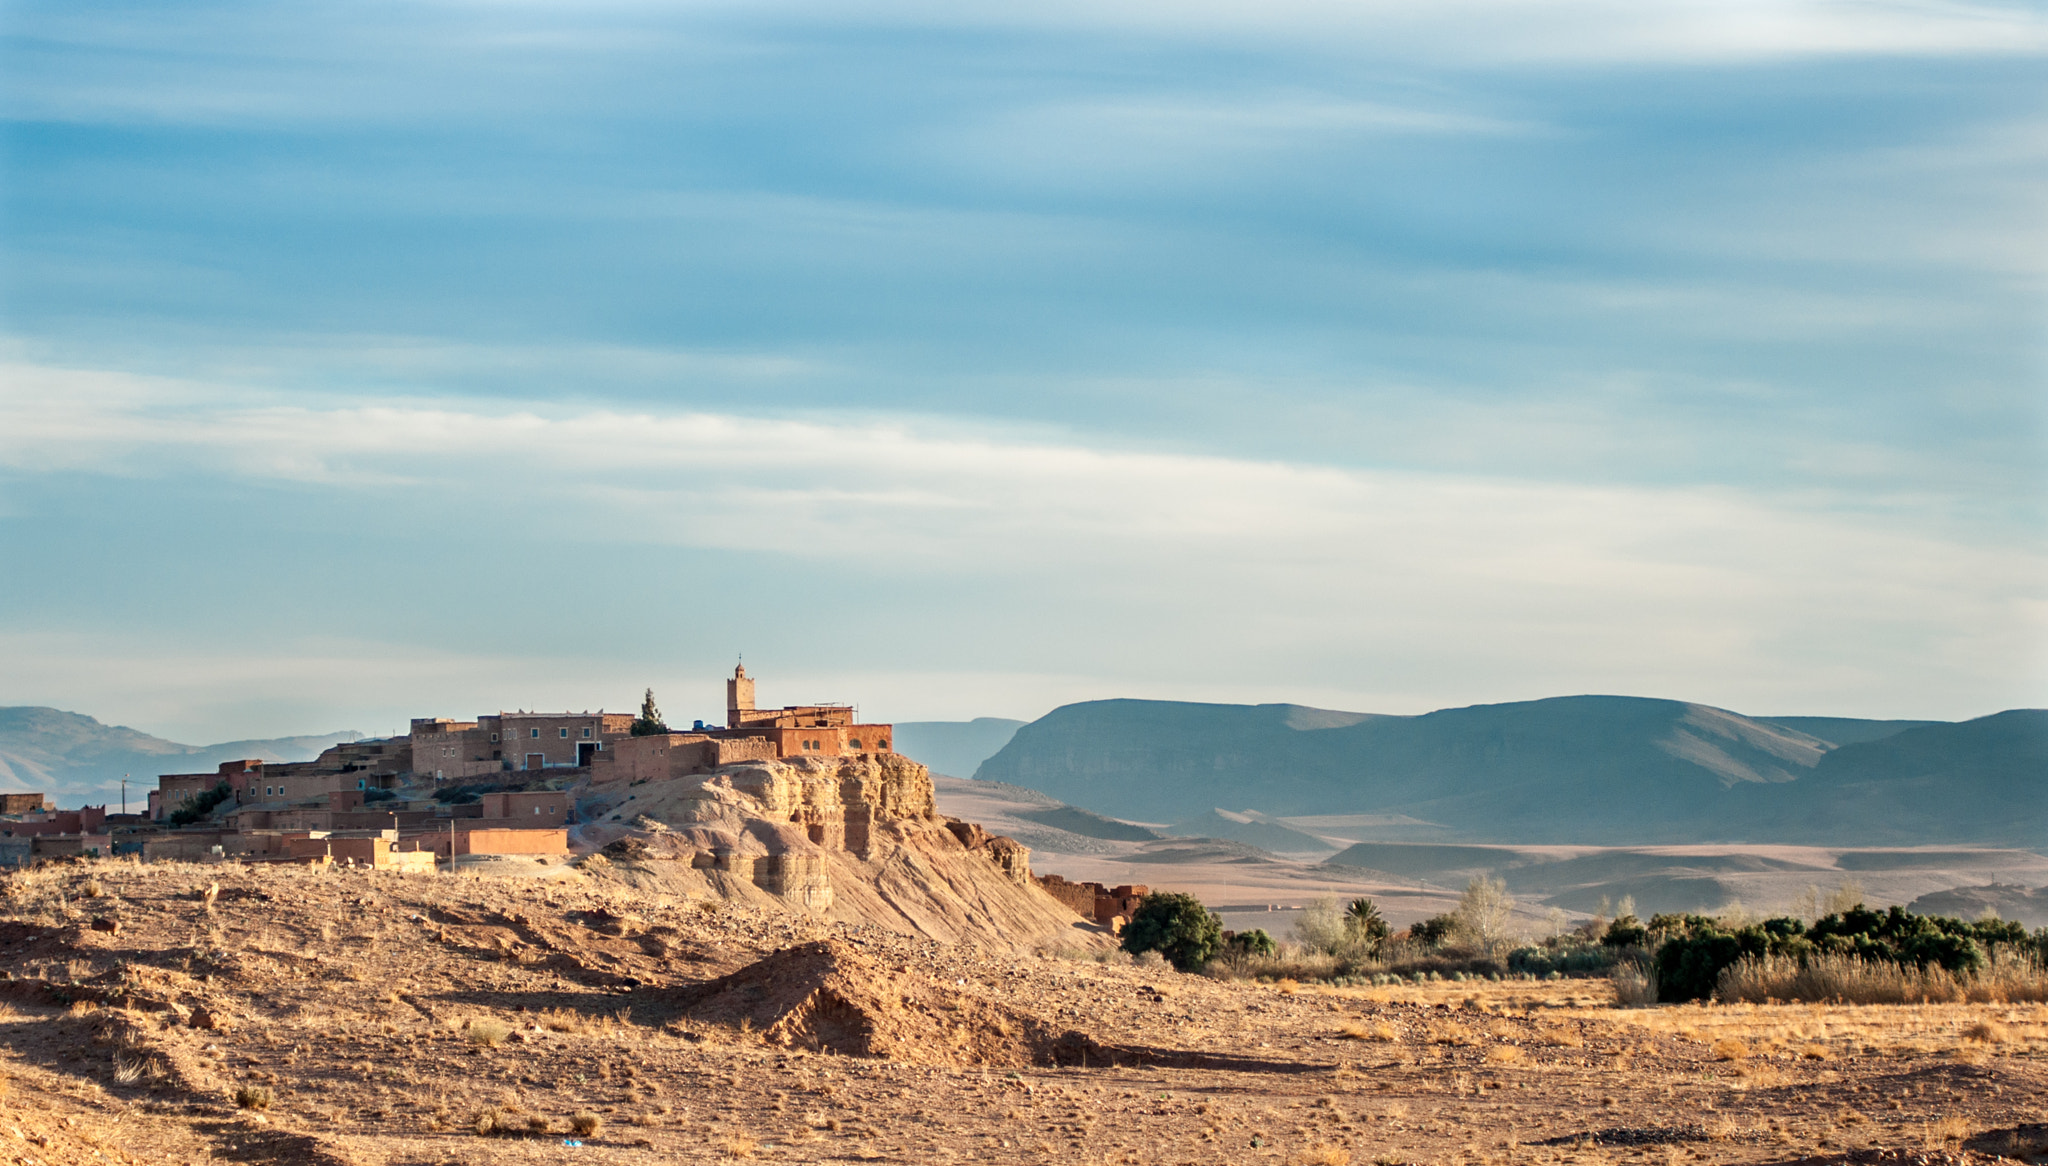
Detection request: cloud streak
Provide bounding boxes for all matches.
[3,359,2038,725]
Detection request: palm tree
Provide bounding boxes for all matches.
[1345,897,1390,951]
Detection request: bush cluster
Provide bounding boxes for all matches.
[1649,906,2028,1002]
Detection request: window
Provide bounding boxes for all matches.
[534,806,542,815]
[850,739,861,749]
[530,728,540,739]
[581,727,591,738]
[490,733,498,742]
[548,806,557,815]
[558,728,568,738]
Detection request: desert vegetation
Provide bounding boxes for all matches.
[1195,879,2048,1015]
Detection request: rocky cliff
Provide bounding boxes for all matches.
[575,753,1097,952]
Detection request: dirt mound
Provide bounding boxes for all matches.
[661,939,1100,1067]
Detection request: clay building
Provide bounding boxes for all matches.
[0,794,51,815]
[720,664,895,760]
[410,711,634,777]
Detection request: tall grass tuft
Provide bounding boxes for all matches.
[1611,961,1656,1007]
[1717,949,2048,1005]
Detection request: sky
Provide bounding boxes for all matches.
[1,0,2044,743]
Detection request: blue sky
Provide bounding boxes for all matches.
[1,0,2043,742]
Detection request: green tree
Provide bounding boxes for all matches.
[630,688,668,737]
[1121,892,1223,972]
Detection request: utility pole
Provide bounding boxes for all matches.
[121,775,128,816]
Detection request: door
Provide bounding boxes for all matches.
[577,742,597,767]
[526,753,545,771]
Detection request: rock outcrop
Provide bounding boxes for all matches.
[579,754,1099,952]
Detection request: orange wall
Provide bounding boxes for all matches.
[455,828,567,856]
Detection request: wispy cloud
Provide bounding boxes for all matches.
[3,359,2039,725]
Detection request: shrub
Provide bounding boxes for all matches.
[1654,929,1747,1003]
[1601,915,1648,948]
[1121,892,1223,972]
[1507,942,1616,978]
[466,1019,513,1047]
[571,1111,603,1136]
[1227,929,1276,958]
[235,1084,272,1111]
[169,783,233,827]
[1408,914,1456,947]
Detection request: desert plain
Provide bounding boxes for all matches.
[0,858,2041,1166]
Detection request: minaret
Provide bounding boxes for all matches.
[726,662,755,728]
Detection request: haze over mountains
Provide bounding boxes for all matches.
[0,707,359,805]
[969,697,2047,849]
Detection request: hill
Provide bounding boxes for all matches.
[0,707,359,806]
[972,697,2045,847]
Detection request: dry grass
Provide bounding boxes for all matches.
[1593,993,2048,1063]
[718,1131,759,1158]
[1963,1019,2012,1043]
[1338,1021,1398,1042]
[537,1007,594,1034]
[1290,1144,1352,1165]
[1709,1037,1750,1061]
[1612,963,1656,1007]
[1483,1044,1524,1064]
[1718,950,2048,1005]
[570,1111,603,1137]
[465,1019,512,1047]
[1923,1113,1969,1146]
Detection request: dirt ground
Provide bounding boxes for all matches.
[0,859,2040,1166]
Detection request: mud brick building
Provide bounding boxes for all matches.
[1037,875,1149,931]
[721,664,895,759]
[600,665,896,781]
[411,711,635,777]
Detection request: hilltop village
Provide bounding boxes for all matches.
[0,666,1149,929]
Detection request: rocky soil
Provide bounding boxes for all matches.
[0,860,2040,1165]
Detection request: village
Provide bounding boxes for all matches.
[0,665,1152,929]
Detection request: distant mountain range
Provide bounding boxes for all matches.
[892,718,1025,778]
[970,696,2046,848]
[0,707,360,807]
